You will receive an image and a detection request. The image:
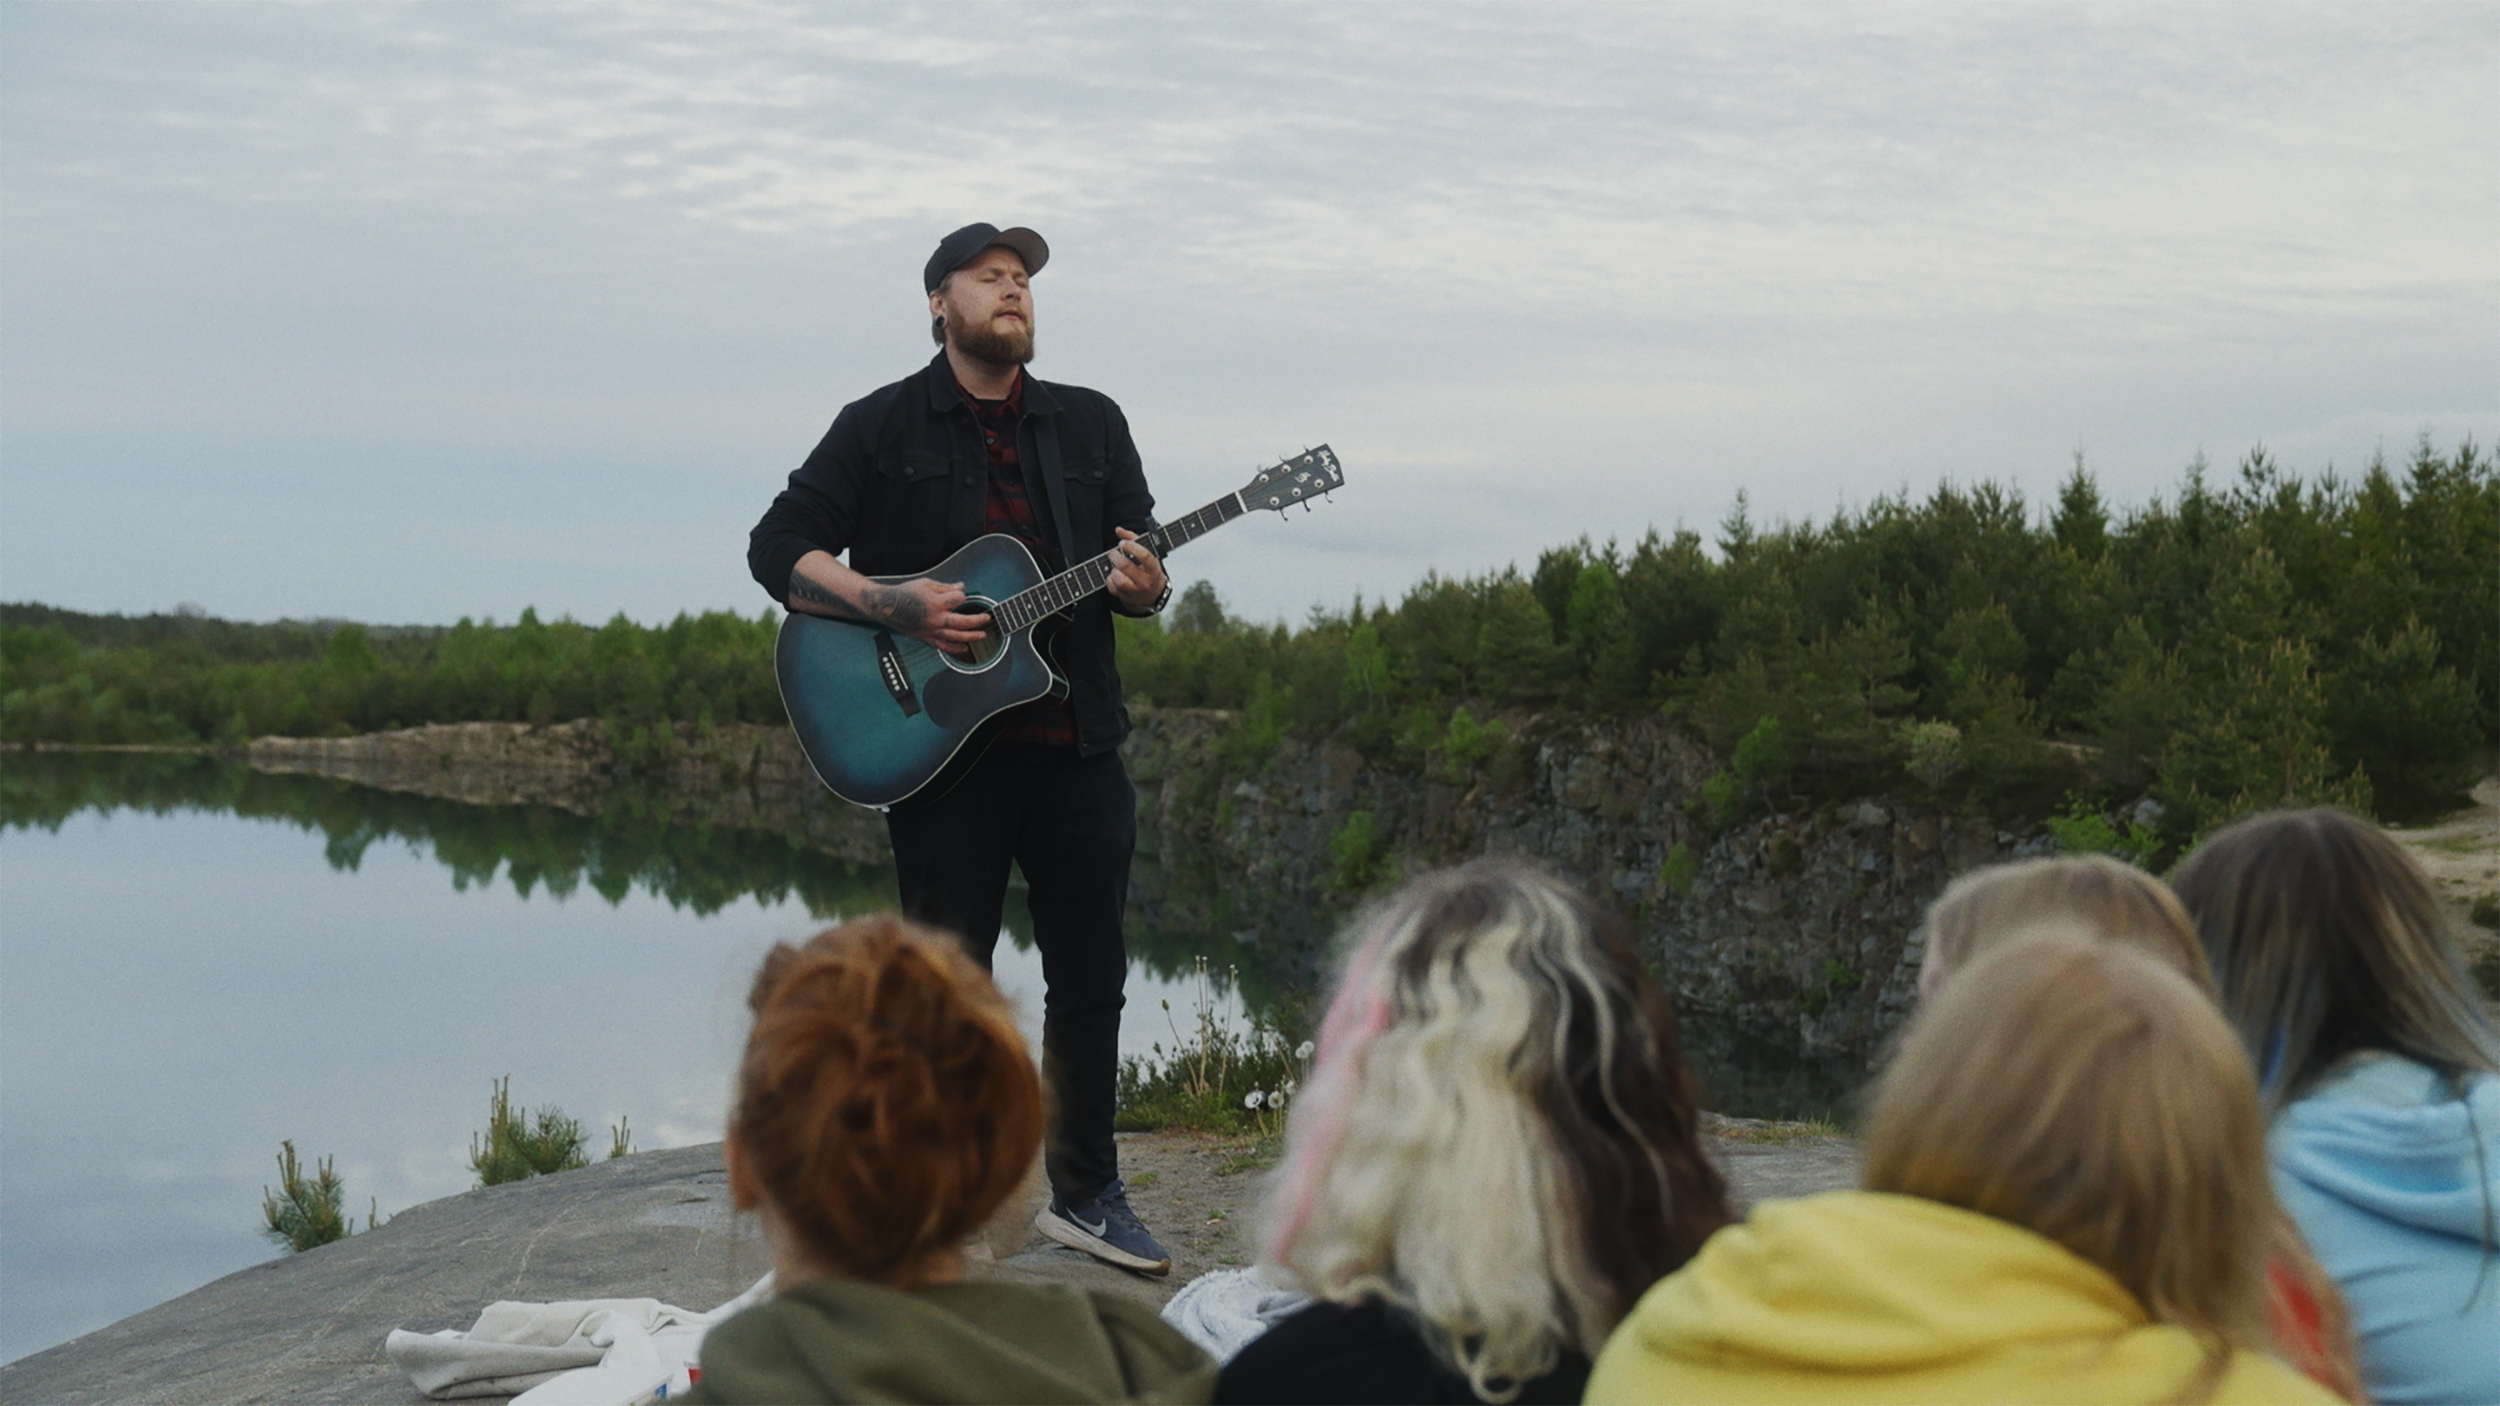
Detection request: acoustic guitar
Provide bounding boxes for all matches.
[777,445,1344,809]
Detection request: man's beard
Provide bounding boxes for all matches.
[946,306,1035,367]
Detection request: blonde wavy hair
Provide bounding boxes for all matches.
[1868,931,2280,1400]
[1919,853,2212,1001]
[1263,859,1730,1402]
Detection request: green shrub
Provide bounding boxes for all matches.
[1328,809,1389,895]
[1439,706,1503,782]
[1897,719,1963,790]
[1699,769,1740,829]
[2044,792,2164,868]
[261,1140,350,1254]
[1658,841,1700,896]
[469,1075,589,1187]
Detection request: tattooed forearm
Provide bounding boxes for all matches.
[863,584,930,632]
[788,568,848,614]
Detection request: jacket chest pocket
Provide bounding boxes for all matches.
[1061,453,1110,547]
[863,449,961,565]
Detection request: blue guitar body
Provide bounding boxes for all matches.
[775,535,1062,811]
[774,446,1343,811]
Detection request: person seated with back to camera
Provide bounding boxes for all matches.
[1216,858,1734,1405]
[682,914,1214,1405]
[1916,853,2362,1399]
[2173,808,2500,1406]
[1587,929,2341,1404]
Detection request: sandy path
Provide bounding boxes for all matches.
[2384,775,2500,978]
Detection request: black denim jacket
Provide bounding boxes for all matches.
[748,352,1158,756]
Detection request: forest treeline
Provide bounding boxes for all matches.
[4,440,2492,843]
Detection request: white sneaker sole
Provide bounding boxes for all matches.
[1033,1205,1172,1275]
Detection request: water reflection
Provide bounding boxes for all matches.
[2,749,897,921]
[0,750,1263,1366]
[4,751,1864,1117]
[0,751,1287,996]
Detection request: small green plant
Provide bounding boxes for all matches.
[1439,707,1505,782]
[1328,809,1389,894]
[608,1116,633,1160]
[1731,714,1790,790]
[2044,792,2163,867]
[1657,841,1700,896]
[1897,718,1963,790]
[1699,770,1740,829]
[1699,714,1791,828]
[469,1075,589,1187]
[1116,957,1311,1134]
[261,1140,350,1254]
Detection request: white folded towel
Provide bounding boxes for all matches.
[386,1275,773,1404]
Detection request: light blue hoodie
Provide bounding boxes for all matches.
[2271,1052,2500,1406]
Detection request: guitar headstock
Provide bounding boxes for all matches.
[1237,445,1344,513]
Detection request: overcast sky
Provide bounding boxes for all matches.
[3,2,2492,630]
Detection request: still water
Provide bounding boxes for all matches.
[0,753,1248,1365]
[0,752,1861,1366]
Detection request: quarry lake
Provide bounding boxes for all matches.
[0,751,1861,1365]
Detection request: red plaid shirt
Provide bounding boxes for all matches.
[960,373,1078,747]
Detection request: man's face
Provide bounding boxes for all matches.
[933,246,1034,366]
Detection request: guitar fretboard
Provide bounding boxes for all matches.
[992,493,1247,635]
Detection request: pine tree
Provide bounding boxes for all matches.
[1473,574,1569,705]
[1564,559,1643,711]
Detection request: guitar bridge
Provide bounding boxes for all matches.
[874,631,922,717]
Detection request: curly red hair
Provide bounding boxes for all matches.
[730,914,1043,1285]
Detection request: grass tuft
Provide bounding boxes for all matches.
[1115,957,1310,1135]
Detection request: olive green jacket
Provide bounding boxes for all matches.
[682,1276,1215,1405]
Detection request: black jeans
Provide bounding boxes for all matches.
[884,742,1133,1204]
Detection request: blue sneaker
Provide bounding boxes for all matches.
[1034,1178,1172,1275]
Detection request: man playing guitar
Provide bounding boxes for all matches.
[748,222,1173,1275]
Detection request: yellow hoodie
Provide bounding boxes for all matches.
[1586,1191,2336,1405]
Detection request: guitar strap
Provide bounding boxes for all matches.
[1028,407,1081,576]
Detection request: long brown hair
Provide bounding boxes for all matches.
[1866,932,2279,1396]
[2172,806,2499,1111]
[729,914,1044,1287]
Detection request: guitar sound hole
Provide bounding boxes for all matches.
[949,598,1004,670]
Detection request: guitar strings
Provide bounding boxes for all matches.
[873,487,1264,675]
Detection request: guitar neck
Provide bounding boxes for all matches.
[992,492,1247,634]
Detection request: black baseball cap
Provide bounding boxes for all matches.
[924,223,1049,293]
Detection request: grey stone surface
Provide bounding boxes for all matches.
[1708,1123,1867,1212]
[0,1145,765,1406]
[0,1131,1861,1405]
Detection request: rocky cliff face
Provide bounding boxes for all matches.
[250,711,2042,1059]
[1118,710,2044,1059]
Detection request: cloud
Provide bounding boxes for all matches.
[1,2,2491,625]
